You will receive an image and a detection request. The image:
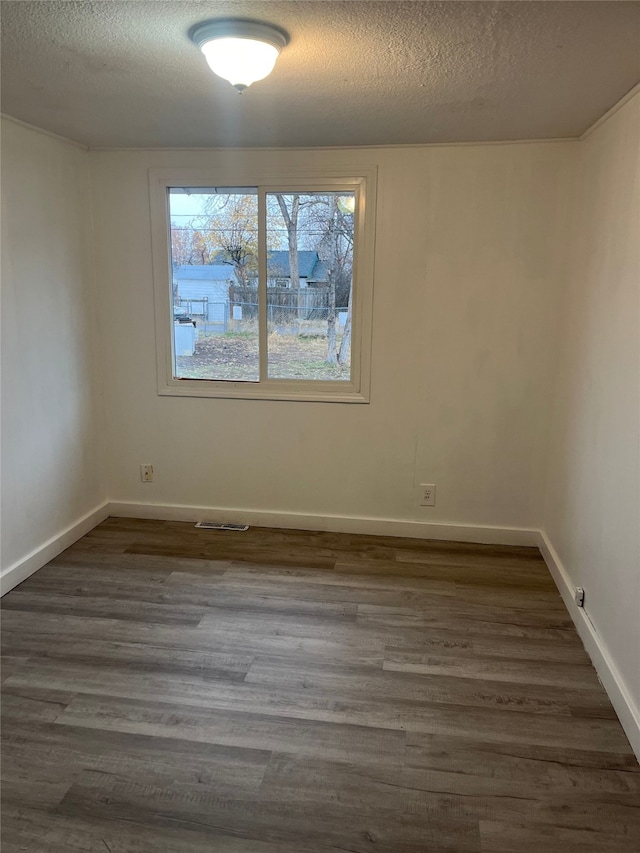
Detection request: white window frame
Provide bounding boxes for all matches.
[149,167,376,403]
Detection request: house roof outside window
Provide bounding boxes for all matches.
[172,264,236,282]
[266,251,329,284]
[173,252,329,286]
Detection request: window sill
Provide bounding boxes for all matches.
[158,377,370,403]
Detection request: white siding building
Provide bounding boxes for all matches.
[173,264,236,323]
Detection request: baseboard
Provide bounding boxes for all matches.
[538,530,640,761]
[107,501,539,546]
[0,502,110,596]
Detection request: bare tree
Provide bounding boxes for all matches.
[338,285,352,366]
[325,196,339,364]
[170,221,212,265]
[203,194,259,315]
[276,193,300,294]
[203,194,258,286]
[311,195,355,365]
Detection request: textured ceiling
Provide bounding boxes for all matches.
[1,1,639,148]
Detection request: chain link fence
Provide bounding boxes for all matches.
[184,300,348,336]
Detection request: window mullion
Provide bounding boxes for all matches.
[258,188,268,382]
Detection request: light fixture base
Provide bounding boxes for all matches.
[189,18,289,53]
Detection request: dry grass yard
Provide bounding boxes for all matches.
[177,331,350,382]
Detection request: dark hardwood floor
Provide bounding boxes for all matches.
[2,518,639,852]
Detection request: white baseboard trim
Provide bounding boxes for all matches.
[538,530,640,761]
[107,501,539,546]
[0,502,110,596]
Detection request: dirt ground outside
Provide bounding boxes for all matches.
[176,331,350,382]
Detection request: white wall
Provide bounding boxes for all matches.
[90,143,571,536]
[543,93,640,750]
[1,119,106,587]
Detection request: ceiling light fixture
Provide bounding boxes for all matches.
[190,18,289,92]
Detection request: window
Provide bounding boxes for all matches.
[150,168,376,402]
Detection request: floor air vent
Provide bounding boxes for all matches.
[195,522,249,531]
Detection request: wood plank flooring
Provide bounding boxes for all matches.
[2,518,639,852]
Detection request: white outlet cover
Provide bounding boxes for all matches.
[419,483,436,506]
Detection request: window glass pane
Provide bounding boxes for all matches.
[168,189,259,382]
[266,192,354,381]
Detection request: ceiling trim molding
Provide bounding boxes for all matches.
[0,113,88,151]
[87,137,577,154]
[580,81,640,141]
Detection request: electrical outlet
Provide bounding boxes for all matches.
[140,464,154,483]
[575,587,585,608]
[419,484,436,506]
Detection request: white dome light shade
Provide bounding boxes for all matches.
[201,38,279,88]
[190,19,289,91]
